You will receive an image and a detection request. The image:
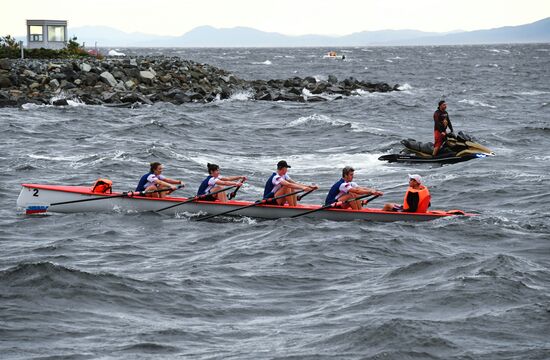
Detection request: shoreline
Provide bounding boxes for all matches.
[0,56,400,108]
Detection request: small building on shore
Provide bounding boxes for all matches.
[26,20,67,49]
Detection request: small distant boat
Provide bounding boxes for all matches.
[323,51,346,60]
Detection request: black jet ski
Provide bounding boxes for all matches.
[379,131,494,164]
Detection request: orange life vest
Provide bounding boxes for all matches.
[403,185,431,213]
[91,178,113,194]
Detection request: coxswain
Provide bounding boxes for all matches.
[324,166,383,210]
[382,174,431,213]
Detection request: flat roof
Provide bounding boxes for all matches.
[26,20,68,25]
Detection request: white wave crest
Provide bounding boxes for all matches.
[514,90,549,96]
[286,114,349,129]
[314,75,326,82]
[397,83,413,91]
[229,90,255,101]
[251,60,272,65]
[458,99,496,108]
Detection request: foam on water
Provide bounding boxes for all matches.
[458,99,496,108]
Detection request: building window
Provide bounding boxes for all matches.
[30,25,43,42]
[48,26,65,42]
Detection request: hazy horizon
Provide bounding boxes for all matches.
[2,0,550,37]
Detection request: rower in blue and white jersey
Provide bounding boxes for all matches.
[197,163,247,202]
[325,166,383,210]
[263,160,317,206]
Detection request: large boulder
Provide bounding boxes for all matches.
[139,70,155,84]
[100,71,117,87]
[0,75,12,88]
[80,63,92,72]
[52,98,69,106]
[48,79,60,89]
[0,59,11,70]
[23,69,37,78]
[82,72,99,86]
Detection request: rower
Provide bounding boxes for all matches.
[325,166,383,210]
[135,162,183,198]
[382,174,431,213]
[197,163,247,202]
[263,160,317,206]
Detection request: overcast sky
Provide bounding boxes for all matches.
[2,0,549,36]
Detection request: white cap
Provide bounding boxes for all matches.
[408,174,422,184]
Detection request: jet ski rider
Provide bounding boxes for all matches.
[433,100,454,156]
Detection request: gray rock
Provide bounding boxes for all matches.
[102,92,117,102]
[74,79,82,85]
[184,91,203,101]
[52,98,69,106]
[288,87,302,95]
[0,99,17,107]
[139,70,155,84]
[82,72,99,86]
[100,71,117,87]
[51,72,67,81]
[23,69,37,78]
[80,63,92,72]
[328,75,338,84]
[0,75,12,88]
[125,80,136,89]
[305,96,327,102]
[0,59,11,70]
[256,92,273,101]
[29,82,40,90]
[49,79,60,89]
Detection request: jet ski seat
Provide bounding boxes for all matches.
[401,139,435,154]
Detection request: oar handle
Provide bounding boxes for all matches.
[228,178,246,200]
[297,186,317,201]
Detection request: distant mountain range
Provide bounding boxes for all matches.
[17,17,550,47]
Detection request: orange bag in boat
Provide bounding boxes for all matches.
[91,178,113,194]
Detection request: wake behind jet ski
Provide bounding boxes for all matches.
[379,131,494,164]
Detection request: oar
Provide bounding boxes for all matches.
[290,194,380,219]
[50,185,185,207]
[228,178,246,200]
[297,186,317,201]
[195,189,306,222]
[155,185,237,213]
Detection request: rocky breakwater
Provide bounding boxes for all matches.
[0,57,400,107]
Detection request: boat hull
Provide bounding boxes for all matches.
[17,184,471,222]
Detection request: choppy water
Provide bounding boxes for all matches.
[1,44,550,359]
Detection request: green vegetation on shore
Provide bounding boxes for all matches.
[0,35,92,59]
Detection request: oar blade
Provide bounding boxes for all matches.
[25,205,49,215]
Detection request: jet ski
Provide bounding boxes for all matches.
[379,131,494,164]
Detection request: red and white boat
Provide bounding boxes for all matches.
[17,183,473,222]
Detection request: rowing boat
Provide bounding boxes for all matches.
[17,184,472,222]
